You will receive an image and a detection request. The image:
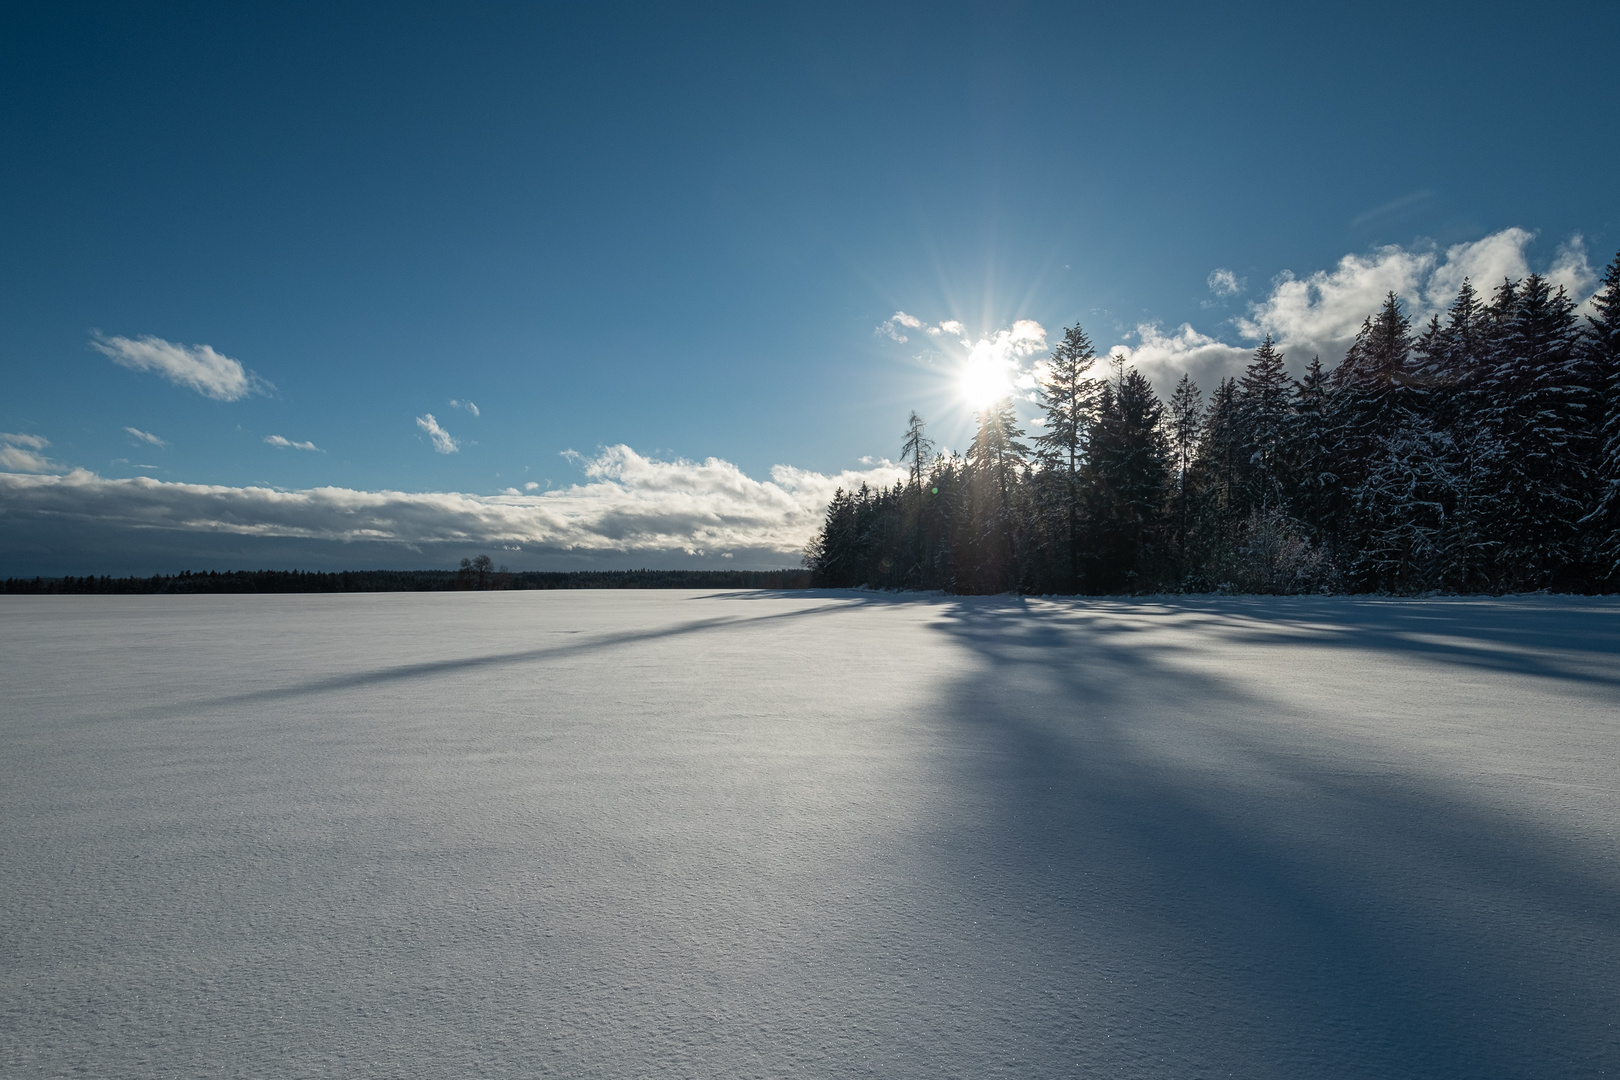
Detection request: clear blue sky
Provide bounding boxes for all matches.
[2,1,1616,573]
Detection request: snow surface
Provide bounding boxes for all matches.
[2,591,1617,1078]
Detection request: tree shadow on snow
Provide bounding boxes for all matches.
[907,595,1619,1078]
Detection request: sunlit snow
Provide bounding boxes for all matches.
[3,591,1617,1077]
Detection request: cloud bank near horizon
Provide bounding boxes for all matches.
[0,445,905,573]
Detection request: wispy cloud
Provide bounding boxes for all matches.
[1349,189,1437,230]
[0,447,905,559]
[0,432,66,474]
[415,413,459,454]
[449,399,480,417]
[876,311,923,343]
[91,334,270,401]
[123,427,167,447]
[1207,268,1244,297]
[264,435,322,452]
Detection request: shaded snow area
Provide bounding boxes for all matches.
[3,591,1618,1079]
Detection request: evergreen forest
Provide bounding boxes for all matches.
[806,254,1620,595]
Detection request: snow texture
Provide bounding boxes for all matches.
[2,591,1617,1078]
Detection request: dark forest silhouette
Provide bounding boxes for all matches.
[808,253,1620,595]
[2,567,812,594]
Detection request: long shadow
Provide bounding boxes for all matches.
[135,597,867,717]
[916,596,1619,1078]
[1122,593,1620,689]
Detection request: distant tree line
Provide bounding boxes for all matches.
[2,567,812,594]
[807,253,1620,594]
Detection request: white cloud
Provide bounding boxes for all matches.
[449,399,480,417]
[1107,323,1253,392]
[891,311,922,329]
[0,432,65,474]
[938,320,965,337]
[1549,234,1598,306]
[264,435,322,452]
[1207,268,1244,298]
[525,481,540,491]
[1235,245,1431,355]
[123,427,167,447]
[1420,228,1534,310]
[416,413,459,454]
[0,447,906,558]
[1233,228,1597,363]
[91,334,270,401]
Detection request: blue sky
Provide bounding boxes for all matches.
[2,1,1616,573]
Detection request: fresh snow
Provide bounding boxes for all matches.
[2,591,1617,1078]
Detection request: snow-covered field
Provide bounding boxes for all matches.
[3,591,1617,1078]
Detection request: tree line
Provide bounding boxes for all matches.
[806,253,1620,594]
[2,567,812,594]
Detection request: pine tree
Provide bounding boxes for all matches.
[1166,374,1204,576]
[1582,250,1620,579]
[966,398,1028,592]
[1237,335,1292,514]
[1330,293,1414,587]
[1288,357,1336,537]
[1086,369,1168,591]
[1478,273,1590,589]
[1195,377,1244,542]
[1417,280,1497,590]
[1034,324,1100,590]
[901,411,933,491]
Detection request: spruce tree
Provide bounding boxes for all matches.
[1582,250,1620,579]
[1237,335,1292,514]
[1288,357,1338,541]
[1166,374,1204,577]
[1330,293,1414,587]
[1421,279,1496,590]
[1034,324,1100,589]
[1196,377,1244,544]
[1478,273,1589,589]
[1086,369,1168,591]
[966,398,1028,592]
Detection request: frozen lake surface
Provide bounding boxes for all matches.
[3,591,1618,1078]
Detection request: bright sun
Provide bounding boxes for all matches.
[960,351,1014,411]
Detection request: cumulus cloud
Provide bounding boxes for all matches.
[449,399,480,416]
[0,447,905,560]
[123,427,167,447]
[1103,228,1601,389]
[1106,324,1253,393]
[416,413,459,454]
[0,432,65,474]
[1234,227,1595,362]
[264,435,322,452]
[91,334,270,401]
